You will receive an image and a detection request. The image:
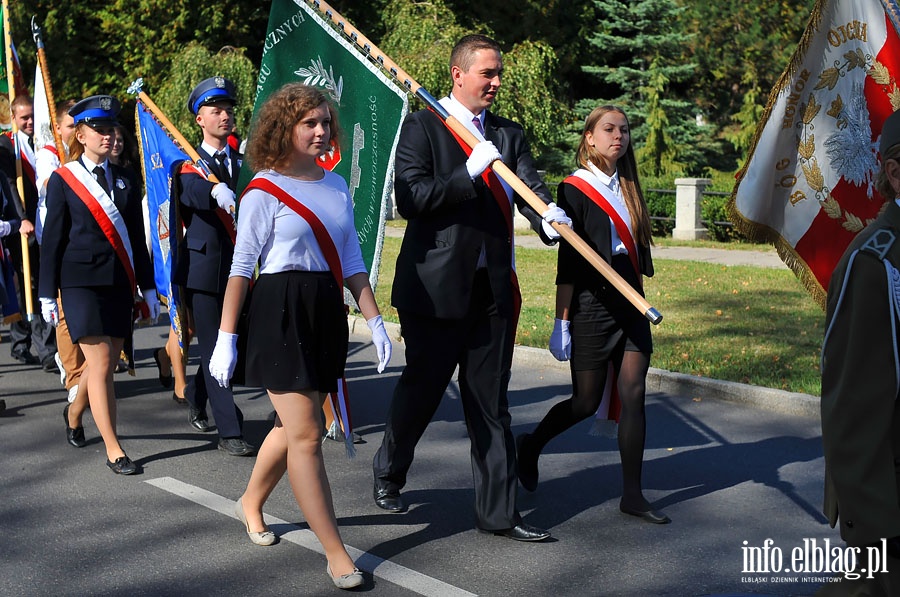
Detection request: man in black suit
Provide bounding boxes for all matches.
[0,95,58,372]
[175,77,253,456]
[372,34,571,541]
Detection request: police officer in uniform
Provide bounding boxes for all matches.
[39,95,158,474]
[820,109,900,595]
[175,77,253,456]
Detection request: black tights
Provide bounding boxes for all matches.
[528,350,651,509]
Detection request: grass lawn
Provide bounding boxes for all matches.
[373,235,823,396]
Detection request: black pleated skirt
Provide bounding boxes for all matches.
[244,271,348,393]
[60,285,134,343]
[570,254,653,371]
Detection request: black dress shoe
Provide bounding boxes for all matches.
[620,505,671,525]
[373,487,406,513]
[172,392,187,405]
[63,404,87,448]
[11,349,40,365]
[189,407,213,432]
[479,522,551,542]
[153,348,174,389]
[106,455,138,475]
[218,437,255,456]
[42,355,60,374]
[516,433,539,492]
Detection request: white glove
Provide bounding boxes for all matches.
[209,330,238,388]
[40,297,59,326]
[367,315,392,373]
[549,318,571,361]
[540,202,572,240]
[0,220,10,237]
[144,292,160,322]
[211,182,236,213]
[466,141,501,179]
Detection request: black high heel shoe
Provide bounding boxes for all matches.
[153,347,174,389]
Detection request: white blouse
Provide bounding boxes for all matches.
[230,170,367,280]
[586,162,632,256]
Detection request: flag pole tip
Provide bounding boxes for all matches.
[127,78,144,96]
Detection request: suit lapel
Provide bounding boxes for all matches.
[482,111,504,153]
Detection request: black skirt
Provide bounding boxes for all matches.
[570,254,653,371]
[60,285,134,343]
[243,270,348,393]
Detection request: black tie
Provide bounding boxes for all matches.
[214,151,230,186]
[93,166,110,196]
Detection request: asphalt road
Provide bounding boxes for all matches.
[1,319,841,596]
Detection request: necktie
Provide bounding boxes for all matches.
[93,166,110,196]
[214,151,230,186]
[473,115,485,135]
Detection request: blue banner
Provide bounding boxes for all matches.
[136,101,188,301]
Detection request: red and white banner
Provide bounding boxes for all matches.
[728,0,900,307]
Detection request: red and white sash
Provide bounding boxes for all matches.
[565,169,641,287]
[433,104,523,327]
[57,162,135,292]
[7,130,35,183]
[242,176,356,456]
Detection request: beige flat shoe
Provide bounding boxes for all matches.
[235,498,276,546]
[326,563,363,590]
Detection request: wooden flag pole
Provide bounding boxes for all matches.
[127,79,234,218]
[127,79,221,185]
[2,0,33,320]
[302,0,661,324]
[31,17,64,158]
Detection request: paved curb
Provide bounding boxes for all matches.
[349,316,821,421]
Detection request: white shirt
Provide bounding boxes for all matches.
[78,155,113,192]
[201,141,232,179]
[441,94,515,270]
[585,162,631,256]
[35,144,63,244]
[230,170,367,280]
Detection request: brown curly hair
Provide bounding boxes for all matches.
[245,83,341,172]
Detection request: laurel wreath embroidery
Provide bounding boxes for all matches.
[295,57,344,103]
[795,49,900,232]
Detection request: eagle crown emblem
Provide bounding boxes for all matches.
[99,97,112,111]
[214,76,225,88]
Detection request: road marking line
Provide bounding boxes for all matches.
[145,476,476,597]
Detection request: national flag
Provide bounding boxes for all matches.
[33,62,53,150]
[0,5,26,132]
[135,101,190,348]
[249,0,409,291]
[727,0,900,307]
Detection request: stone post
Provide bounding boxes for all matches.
[672,178,711,241]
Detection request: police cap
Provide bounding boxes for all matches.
[68,95,121,128]
[187,77,237,115]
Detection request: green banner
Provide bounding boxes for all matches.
[248,0,408,290]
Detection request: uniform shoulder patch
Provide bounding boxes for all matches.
[860,228,897,260]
